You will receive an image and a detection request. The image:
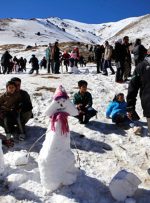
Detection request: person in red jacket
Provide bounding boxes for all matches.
[62,51,70,72]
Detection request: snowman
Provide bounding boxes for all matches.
[0,139,4,174]
[38,85,79,192]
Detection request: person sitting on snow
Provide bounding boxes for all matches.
[10,77,33,140]
[106,93,128,124]
[73,80,97,124]
[106,93,141,133]
[0,81,24,141]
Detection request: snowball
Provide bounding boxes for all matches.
[13,151,28,166]
[109,170,141,201]
[7,173,27,191]
[5,150,28,166]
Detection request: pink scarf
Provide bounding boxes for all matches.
[50,112,70,135]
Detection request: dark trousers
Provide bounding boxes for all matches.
[103,60,115,74]
[64,60,69,72]
[47,59,51,73]
[29,67,39,74]
[0,111,24,136]
[115,62,124,82]
[76,108,97,123]
[3,65,11,74]
[96,60,102,73]
[54,61,60,74]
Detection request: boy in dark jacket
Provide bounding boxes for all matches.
[73,80,97,124]
[0,81,24,140]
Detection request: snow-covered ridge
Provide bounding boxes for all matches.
[0,14,150,46]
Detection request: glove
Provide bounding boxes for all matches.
[127,110,140,121]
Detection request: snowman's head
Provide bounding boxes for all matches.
[45,85,78,117]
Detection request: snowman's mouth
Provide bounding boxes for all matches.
[56,108,65,111]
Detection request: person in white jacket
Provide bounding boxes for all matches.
[102,41,115,76]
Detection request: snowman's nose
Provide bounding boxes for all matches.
[60,104,63,107]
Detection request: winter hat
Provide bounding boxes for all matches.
[117,39,122,44]
[53,85,69,100]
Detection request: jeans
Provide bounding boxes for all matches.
[103,60,114,74]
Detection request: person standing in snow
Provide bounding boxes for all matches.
[1,51,12,74]
[40,57,47,69]
[45,43,52,73]
[132,38,147,67]
[114,39,124,83]
[69,47,80,67]
[18,57,26,72]
[29,54,39,74]
[126,55,150,134]
[122,36,132,81]
[51,42,60,74]
[61,50,70,72]
[102,41,115,76]
[24,58,27,71]
[13,56,19,72]
[73,80,97,124]
[94,44,103,73]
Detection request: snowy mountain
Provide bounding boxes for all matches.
[0,14,150,46]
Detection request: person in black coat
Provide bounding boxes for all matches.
[132,38,147,67]
[1,51,12,74]
[29,54,39,74]
[40,57,47,69]
[122,36,132,80]
[19,57,26,72]
[51,42,60,74]
[94,45,103,73]
[126,55,150,133]
[115,39,124,83]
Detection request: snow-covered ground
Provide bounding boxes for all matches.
[0,63,150,203]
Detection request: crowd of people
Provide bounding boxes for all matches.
[0,36,148,78]
[0,36,150,148]
[94,36,148,83]
[0,52,27,74]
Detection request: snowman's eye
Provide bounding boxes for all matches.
[57,101,60,104]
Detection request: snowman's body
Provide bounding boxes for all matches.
[38,88,78,191]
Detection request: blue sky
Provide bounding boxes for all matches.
[0,0,149,23]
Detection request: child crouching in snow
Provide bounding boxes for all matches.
[73,80,97,124]
[106,93,141,134]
